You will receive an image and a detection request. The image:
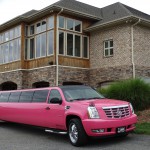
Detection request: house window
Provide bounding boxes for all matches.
[30,38,35,59]
[67,33,73,56]
[67,19,74,31]
[75,35,81,57]
[25,39,28,59]
[30,25,34,35]
[58,16,88,58]
[27,17,54,60]
[47,30,54,55]
[104,40,113,57]
[59,16,65,28]
[48,16,54,29]
[0,45,2,64]
[75,20,81,32]
[59,31,65,55]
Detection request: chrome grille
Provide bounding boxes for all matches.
[103,105,130,119]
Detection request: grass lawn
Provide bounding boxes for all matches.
[135,122,150,135]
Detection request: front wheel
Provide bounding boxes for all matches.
[68,118,88,146]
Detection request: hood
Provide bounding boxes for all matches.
[73,98,129,108]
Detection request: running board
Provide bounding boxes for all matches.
[45,129,67,135]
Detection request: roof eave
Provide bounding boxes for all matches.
[0,5,101,31]
[27,5,101,21]
[85,16,150,32]
[0,16,26,32]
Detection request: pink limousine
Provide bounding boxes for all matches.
[0,86,137,146]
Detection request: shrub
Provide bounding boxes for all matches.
[98,79,150,111]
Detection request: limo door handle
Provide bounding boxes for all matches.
[45,107,50,110]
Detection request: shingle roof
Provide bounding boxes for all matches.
[122,4,150,21]
[21,10,38,17]
[86,2,150,30]
[1,0,150,31]
[52,0,102,19]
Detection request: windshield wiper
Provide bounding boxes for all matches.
[69,98,86,102]
[87,97,105,100]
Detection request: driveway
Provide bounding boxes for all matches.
[0,121,149,150]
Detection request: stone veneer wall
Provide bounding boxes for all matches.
[0,70,23,89]
[89,65,133,87]
[0,66,56,89]
[25,66,56,88]
[58,66,90,85]
[0,66,90,89]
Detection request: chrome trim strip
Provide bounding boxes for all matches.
[103,105,129,109]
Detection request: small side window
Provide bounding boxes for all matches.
[32,90,49,103]
[0,93,10,102]
[19,91,34,102]
[8,92,21,102]
[49,90,62,103]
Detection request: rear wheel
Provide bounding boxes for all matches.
[68,118,88,146]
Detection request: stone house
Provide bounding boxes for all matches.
[0,0,150,90]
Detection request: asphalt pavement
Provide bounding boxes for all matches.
[0,121,150,150]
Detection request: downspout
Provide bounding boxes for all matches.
[131,19,140,78]
[56,8,63,86]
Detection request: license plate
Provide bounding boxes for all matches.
[117,127,126,133]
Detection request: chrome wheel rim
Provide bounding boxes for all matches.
[69,123,78,144]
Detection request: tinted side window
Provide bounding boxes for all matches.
[49,90,62,103]
[32,90,49,103]
[8,92,21,102]
[0,93,10,102]
[19,91,34,102]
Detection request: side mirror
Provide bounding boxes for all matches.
[50,98,62,104]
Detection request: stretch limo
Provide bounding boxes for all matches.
[0,86,137,146]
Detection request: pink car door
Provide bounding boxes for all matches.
[44,89,66,130]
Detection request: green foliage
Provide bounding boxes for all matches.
[135,123,150,135]
[98,79,150,111]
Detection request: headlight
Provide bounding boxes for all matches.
[129,103,134,114]
[88,106,99,119]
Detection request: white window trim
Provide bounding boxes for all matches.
[104,40,113,57]
[66,32,82,58]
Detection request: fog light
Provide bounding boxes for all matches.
[92,129,105,133]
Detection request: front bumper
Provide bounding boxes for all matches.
[82,114,137,137]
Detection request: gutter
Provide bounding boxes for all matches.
[131,18,141,78]
[56,8,64,86]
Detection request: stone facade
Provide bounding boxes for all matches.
[58,66,89,85]
[0,24,150,90]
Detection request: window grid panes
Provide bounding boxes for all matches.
[58,16,88,58]
[0,25,21,64]
[104,40,114,57]
[26,16,54,60]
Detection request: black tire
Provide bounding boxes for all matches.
[68,118,88,146]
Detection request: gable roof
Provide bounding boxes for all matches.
[21,10,38,17]
[0,0,150,32]
[86,2,150,31]
[52,0,102,19]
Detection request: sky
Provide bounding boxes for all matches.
[0,0,150,25]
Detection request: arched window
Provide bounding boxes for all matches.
[32,81,49,88]
[0,81,17,91]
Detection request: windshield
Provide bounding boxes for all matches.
[61,86,104,102]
